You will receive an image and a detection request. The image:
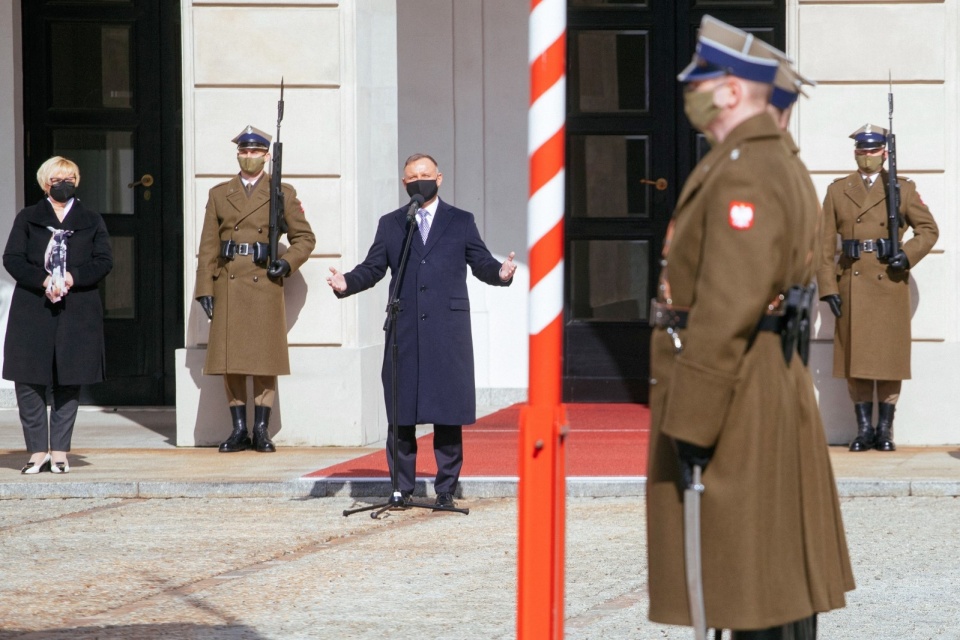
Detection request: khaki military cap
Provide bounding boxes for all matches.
[677,15,779,84]
[232,125,272,149]
[850,124,888,149]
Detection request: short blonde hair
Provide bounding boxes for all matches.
[36,156,81,191]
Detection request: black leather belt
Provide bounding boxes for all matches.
[651,299,785,333]
[649,300,688,329]
[756,314,785,333]
[842,238,893,260]
[220,240,269,264]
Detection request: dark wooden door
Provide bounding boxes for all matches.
[563,1,785,403]
[21,0,183,405]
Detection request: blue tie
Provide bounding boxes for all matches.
[418,209,430,243]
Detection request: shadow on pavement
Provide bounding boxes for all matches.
[110,409,177,445]
[0,623,269,639]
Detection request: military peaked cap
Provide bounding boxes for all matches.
[232,125,272,149]
[745,38,816,110]
[849,124,888,149]
[677,15,779,84]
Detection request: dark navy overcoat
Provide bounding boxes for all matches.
[3,198,113,385]
[338,199,509,426]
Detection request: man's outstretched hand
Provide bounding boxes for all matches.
[499,252,517,282]
[326,266,347,293]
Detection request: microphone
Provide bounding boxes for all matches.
[406,193,425,222]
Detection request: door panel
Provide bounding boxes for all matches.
[22,0,182,405]
[563,2,784,403]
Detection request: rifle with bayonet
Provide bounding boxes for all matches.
[884,72,901,262]
[268,78,287,267]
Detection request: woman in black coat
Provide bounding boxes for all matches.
[3,156,113,474]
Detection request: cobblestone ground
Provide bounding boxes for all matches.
[0,496,956,639]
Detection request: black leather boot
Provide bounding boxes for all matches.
[732,614,817,639]
[252,405,276,453]
[848,402,874,452]
[875,402,897,451]
[219,406,251,453]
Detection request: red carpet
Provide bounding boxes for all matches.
[306,403,649,479]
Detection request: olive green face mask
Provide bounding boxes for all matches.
[683,87,722,135]
[855,153,884,174]
[238,155,266,175]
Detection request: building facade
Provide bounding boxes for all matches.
[0,0,956,446]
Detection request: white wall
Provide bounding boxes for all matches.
[397,0,531,405]
[794,0,960,445]
[176,0,399,446]
[0,0,23,403]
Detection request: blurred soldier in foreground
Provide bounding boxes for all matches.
[194,126,316,453]
[646,16,854,639]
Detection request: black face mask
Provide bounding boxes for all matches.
[405,179,438,203]
[49,182,76,203]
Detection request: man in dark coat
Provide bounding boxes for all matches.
[194,126,316,453]
[817,125,938,452]
[326,153,517,507]
[647,17,853,638]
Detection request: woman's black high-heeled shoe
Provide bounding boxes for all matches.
[21,453,51,474]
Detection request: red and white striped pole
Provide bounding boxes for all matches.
[518,0,566,637]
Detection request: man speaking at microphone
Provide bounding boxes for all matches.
[326,153,517,508]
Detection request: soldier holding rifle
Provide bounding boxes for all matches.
[646,16,853,639]
[817,121,938,452]
[194,121,315,453]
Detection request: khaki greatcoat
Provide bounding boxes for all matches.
[194,174,315,375]
[816,171,938,380]
[647,114,854,631]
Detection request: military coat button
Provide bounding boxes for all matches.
[853,271,859,276]
[650,378,658,386]
[234,225,239,231]
[253,276,259,282]
[421,313,427,320]
[258,228,263,233]
[877,274,883,280]
[230,274,235,279]
[420,285,427,292]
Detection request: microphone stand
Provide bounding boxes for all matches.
[344,198,469,518]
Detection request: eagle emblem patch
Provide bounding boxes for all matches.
[728,201,755,230]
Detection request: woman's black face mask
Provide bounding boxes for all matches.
[49,181,76,203]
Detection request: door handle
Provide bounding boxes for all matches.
[127,174,154,188]
[640,178,668,191]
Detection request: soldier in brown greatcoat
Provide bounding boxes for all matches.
[817,125,938,452]
[194,126,316,453]
[647,17,854,638]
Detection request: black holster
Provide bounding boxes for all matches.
[841,239,861,260]
[762,284,816,366]
[875,238,894,260]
